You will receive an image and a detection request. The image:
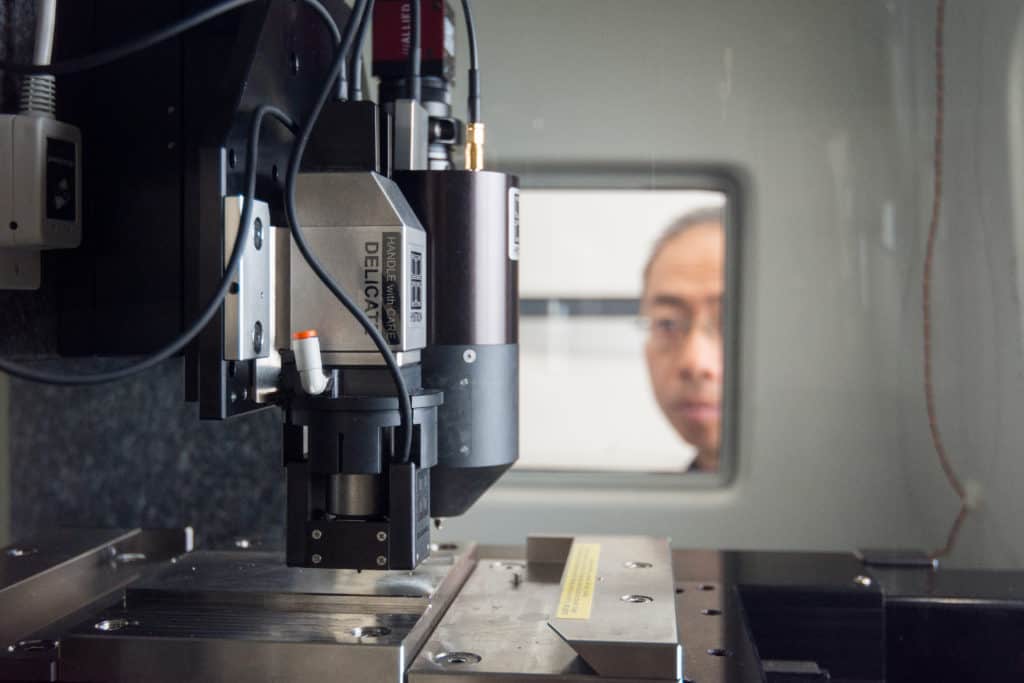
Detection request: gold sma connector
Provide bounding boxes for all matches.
[465,122,485,171]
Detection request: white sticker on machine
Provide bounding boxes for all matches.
[508,186,520,261]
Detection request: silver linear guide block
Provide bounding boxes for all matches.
[290,172,427,366]
[223,196,273,361]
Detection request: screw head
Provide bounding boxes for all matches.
[253,217,264,250]
[854,574,873,587]
[5,547,37,558]
[376,531,388,542]
[311,554,322,565]
[462,348,477,363]
[311,529,322,540]
[376,555,387,567]
[252,320,264,354]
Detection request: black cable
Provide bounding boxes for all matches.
[350,0,375,101]
[0,104,295,385]
[408,0,421,101]
[334,0,372,100]
[460,0,480,122]
[284,0,414,465]
[0,0,340,76]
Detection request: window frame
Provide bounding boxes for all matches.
[501,163,746,491]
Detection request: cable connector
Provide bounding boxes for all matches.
[292,329,331,395]
[465,121,485,171]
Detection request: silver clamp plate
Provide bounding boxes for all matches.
[223,196,272,361]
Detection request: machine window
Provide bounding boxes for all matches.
[517,187,734,477]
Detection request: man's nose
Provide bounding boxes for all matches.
[675,329,718,382]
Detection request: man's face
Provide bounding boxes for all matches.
[642,222,725,462]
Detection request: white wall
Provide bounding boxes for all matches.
[434,0,1021,566]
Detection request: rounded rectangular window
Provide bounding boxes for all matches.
[515,171,740,483]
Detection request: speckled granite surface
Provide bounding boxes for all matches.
[9,358,286,547]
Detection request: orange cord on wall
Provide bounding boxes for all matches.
[923,0,970,560]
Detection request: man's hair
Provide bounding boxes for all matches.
[642,206,725,289]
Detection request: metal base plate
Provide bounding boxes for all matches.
[56,544,475,683]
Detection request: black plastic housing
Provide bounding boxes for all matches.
[395,170,520,517]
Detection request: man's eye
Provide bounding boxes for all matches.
[653,319,680,333]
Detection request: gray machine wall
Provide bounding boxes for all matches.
[436,0,1024,570]
[890,0,1024,569]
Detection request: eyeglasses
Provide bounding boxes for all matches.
[638,310,722,350]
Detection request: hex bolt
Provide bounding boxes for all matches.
[311,554,322,565]
[311,529,323,540]
[376,555,387,567]
[376,531,388,542]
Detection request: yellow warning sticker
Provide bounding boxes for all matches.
[556,543,601,620]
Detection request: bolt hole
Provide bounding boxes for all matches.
[94,619,134,632]
[12,639,57,653]
[272,165,279,182]
[706,648,730,657]
[8,221,17,230]
[228,361,237,377]
[435,651,481,665]
[228,149,237,168]
[621,594,654,604]
[699,584,715,591]
[675,587,685,594]
[229,282,239,294]
[351,626,391,638]
[114,553,147,564]
[701,608,722,616]
[438,543,458,551]
[490,561,524,570]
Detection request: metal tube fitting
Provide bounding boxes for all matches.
[464,122,485,171]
